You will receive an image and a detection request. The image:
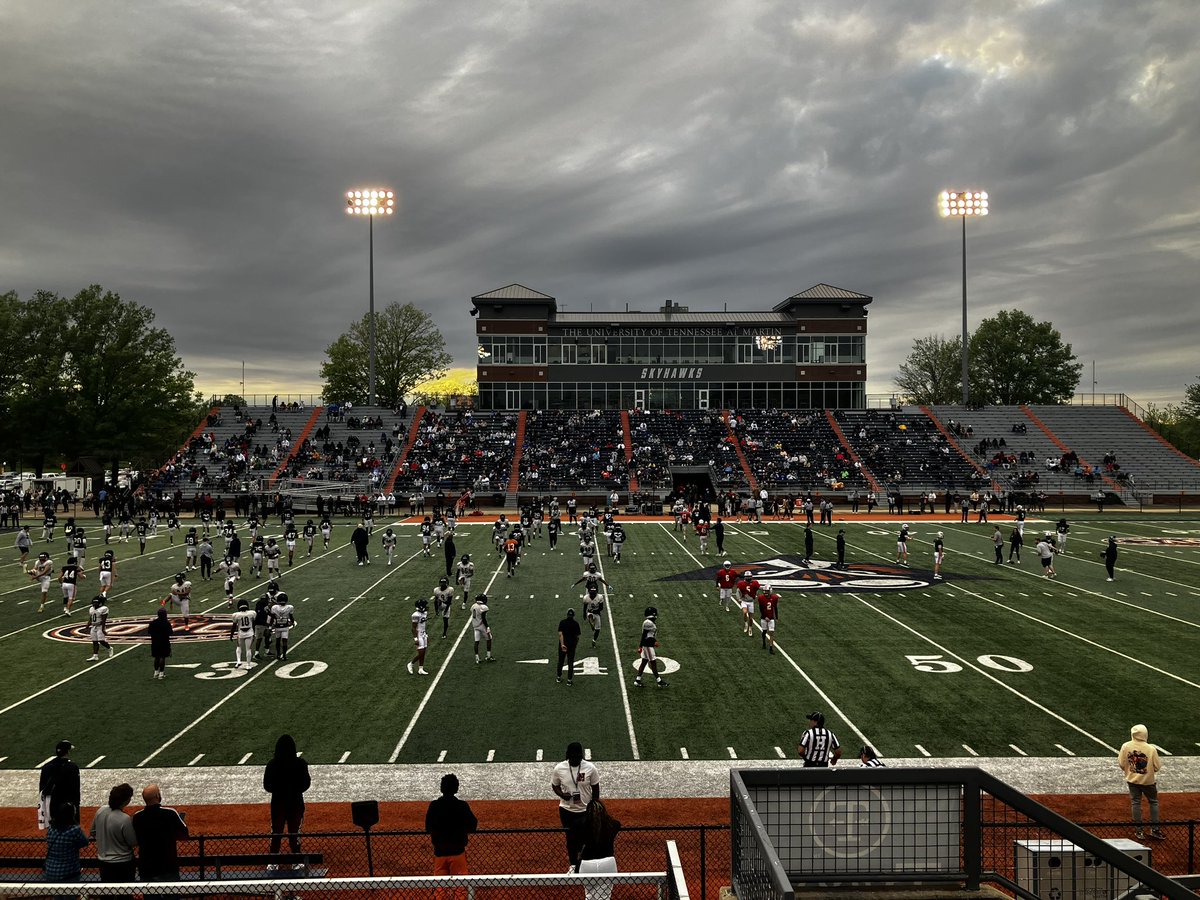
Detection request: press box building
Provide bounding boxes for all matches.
[471,283,871,411]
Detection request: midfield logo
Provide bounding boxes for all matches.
[658,556,936,591]
[44,614,230,644]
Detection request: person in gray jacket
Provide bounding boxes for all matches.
[89,783,137,882]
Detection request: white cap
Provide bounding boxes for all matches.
[723,559,732,567]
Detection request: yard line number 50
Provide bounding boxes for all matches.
[906,654,1033,674]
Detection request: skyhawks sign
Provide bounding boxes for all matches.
[658,556,936,591]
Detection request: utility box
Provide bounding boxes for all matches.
[1015,838,1151,900]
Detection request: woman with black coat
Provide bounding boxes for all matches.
[263,734,311,862]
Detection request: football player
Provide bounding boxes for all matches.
[547,515,561,551]
[695,518,710,554]
[230,598,256,668]
[166,511,179,543]
[59,555,84,616]
[584,586,605,647]
[470,593,494,663]
[42,509,58,543]
[219,555,242,606]
[184,527,199,571]
[503,531,521,577]
[101,511,114,544]
[284,521,299,565]
[71,527,87,566]
[303,519,317,556]
[758,583,779,654]
[253,584,278,659]
[97,549,116,596]
[117,511,132,543]
[135,517,149,555]
[578,534,597,571]
[896,524,910,567]
[420,516,434,558]
[269,591,296,661]
[409,598,430,675]
[456,554,474,609]
[432,577,455,638]
[382,527,398,566]
[31,551,54,613]
[162,571,193,629]
[933,532,945,580]
[572,563,610,596]
[265,537,282,578]
[250,534,266,578]
[432,512,445,546]
[1056,518,1070,554]
[319,516,332,549]
[148,510,159,537]
[634,606,666,687]
[610,522,626,563]
[715,560,738,611]
[736,575,759,636]
[86,594,112,661]
[363,508,375,535]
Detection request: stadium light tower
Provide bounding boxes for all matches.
[938,190,988,407]
[345,188,394,406]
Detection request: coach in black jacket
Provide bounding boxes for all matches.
[39,740,80,824]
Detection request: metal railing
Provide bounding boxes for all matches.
[730,767,1193,900]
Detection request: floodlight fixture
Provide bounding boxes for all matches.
[344,187,395,406]
[937,188,991,406]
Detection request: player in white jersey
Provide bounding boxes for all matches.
[363,510,374,534]
[455,554,474,609]
[933,533,945,580]
[583,586,605,648]
[408,598,430,675]
[319,517,332,549]
[265,538,282,577]
[148,511,159,537]
[634,606,666,687]
[30,552,54,613]
[382,528,398,565]
[432,577,455,638]
[579,537,596,570]
[219,556,242,606]
[269,592,296,661]
[470,593,494,663]
[229,598,256,668]
[86,595,112,661]
[162,572,193,629]
[432,514,445,545]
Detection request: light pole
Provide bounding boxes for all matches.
[345,188,394,406]
[938,190,988,406]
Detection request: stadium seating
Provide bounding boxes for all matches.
[518,410,628,492]
[729,409,870,493]
[392,410,518,494]
[834,409,983,493]
[626,409,747,492]
[1027,404,1200,492]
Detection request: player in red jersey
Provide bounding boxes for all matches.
[735,577,759,636]
[694,519,710,554]
[757,583,780,654]
[715,560,738,611]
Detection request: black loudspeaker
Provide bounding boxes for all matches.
[351,800,379,830]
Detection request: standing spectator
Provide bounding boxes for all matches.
[90,783,137,882]
[443,532,457,580]
[803,524,814,565]
[1118,724,1165,840]
[1008,527,1023,564]
[577,799,622,900]
[132,784,188,881]
[556,608,581,685]
[44,802,89,890]
[991,526,1004,565]
[148,607,174,680]
[714,517,725,555]
[39,741,80,828]
[932,532,945,580]
[835,529,846,568]
[1102,535,1119,582]
[551,741,600,872]
[1035,533,1056,578]
[425,773,478,897]
[264,734,311,865]
[798,711,841,768]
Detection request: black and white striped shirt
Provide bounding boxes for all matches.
[860,757,886,768]
[799,726,840,766]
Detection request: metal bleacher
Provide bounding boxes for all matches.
[1027,404,1200,495]
[834,409,983,493]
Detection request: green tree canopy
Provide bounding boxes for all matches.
[967,309,1083,406]
[320,302,453,408]
[894,334,963,405]
[0,286,202,479]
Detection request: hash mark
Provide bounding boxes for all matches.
[914,745,931,757]
[338,751,351,764]
[1055,744,1076,756]
[727,747,738,759]
[437,750,447,763]
[680,748,689,760]
[774,746,786,758]
[187,754,204,766]
[1009,744,1027,756]
[486,749,495,762]
[237,753,252,765]
[962,744,978,757]
[86,756,105,768]
[536,749,543,761]
[584,748,592,760]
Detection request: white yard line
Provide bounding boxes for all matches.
[658,524,876,750]
[595,550,639,760]
[138,548,420,767]
[388,555,509,762]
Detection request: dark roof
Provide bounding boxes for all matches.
[773,283,872,311]
[472,284,556,302]
[555,312,792,324]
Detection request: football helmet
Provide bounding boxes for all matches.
[38,551,50,560]
[92,595,104,608]
[474,593,489,604]
[275,591,289,604]
[237,599,249,610]
[461,554,470,563]
[723,560,732,568]
[644,606,658,620]
[415,598,429,611]
[175,572,186,582]
[439,577,449,587]
[268,580,279,592]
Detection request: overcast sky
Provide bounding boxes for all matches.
[2,0,1197,406]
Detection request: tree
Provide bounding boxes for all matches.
[894,335,963,405]
[320,302,453,408]
[1183,378,1200,419]
[967,310,1083,406]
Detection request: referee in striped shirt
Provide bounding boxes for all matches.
[798,711,841,767]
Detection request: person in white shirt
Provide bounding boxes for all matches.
[86,595,112,661]
[470,594,493,663]
[408,598,430,675]
[455,555,474,609]
[229,599,256,668]
[269,592,296,661]
[550,741,601,871]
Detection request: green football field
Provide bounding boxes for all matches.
[0,512,1196,770]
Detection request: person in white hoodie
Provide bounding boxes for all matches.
[1117,724,1164,840]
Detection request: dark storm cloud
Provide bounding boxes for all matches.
[1,0,1196,403]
